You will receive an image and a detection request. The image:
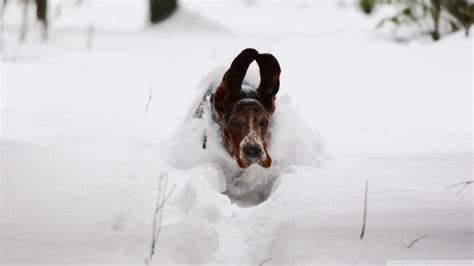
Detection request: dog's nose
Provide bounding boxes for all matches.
[243,145,262,159]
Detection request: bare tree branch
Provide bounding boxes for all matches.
[407,234,429,249]
[446,180,473,195]
[360,180,368,239]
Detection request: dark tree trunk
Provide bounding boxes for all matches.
[35,0,47,24]
[35,0,47,40]
[149,0,177,24]
[430,0,442,41]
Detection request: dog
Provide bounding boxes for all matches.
[195,48,281,169]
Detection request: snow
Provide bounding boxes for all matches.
[1,0,473,265]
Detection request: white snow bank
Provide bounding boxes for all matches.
[3,138,472,264]
[148,152,473,264]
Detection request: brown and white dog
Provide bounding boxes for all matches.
[195,48,281,169]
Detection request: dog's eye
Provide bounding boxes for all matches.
[258,119,267,129]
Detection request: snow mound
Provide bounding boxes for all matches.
[155,217,219,263]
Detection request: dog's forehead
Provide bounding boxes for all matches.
[231,99,266,118]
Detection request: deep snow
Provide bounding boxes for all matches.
[1,0,473,265]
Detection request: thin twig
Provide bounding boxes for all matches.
[145,82,153,114]
[446,180,473,195]
[455,183,470,195]
[145,74,168,113]
[155,174,169,245]
[360,180,368,239]
[145,172,176,265]
[154,176,172,249]
[155,185,176,216]
[407,234,429,249]
[446,180,474,189]
[146,173,164,265]
[259,257,272,266]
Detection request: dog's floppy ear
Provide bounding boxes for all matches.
[214,48,259,120]
[256,53,281,102]
[225,48,259,96]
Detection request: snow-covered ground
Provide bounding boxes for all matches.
[1,1,472,265]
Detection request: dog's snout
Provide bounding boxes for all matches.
[243,145,262,159]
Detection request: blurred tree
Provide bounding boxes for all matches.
[35,0,47,40]
[20,0,28,41]
[359,0,474,41]
[359,0,376,14]
[444,0,473,36]
[149,0,178,24]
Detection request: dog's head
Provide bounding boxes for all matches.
[213,48,281,169]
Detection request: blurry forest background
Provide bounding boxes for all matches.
[1,0,473,45]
